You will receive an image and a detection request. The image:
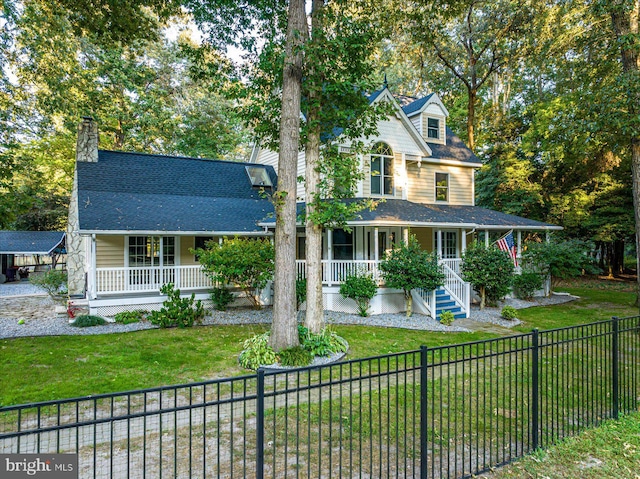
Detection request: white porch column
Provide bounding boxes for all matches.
[437,229,443,258]
[517,230,522,258]
[374,227,379,262]
[89,234,97,299]
[485,230,490,247]
[546,231,550,243]
[327,229,333,286]
[402,227,409,244]
[461,229,467,254]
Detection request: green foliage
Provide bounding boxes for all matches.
[210,287,234,311]
[339,271,378,317]
[461,244,515,308]
[298,325,349,357]
[379,235,445,316]
[522,240,599,289]
[194,237,274,310]
[512,270,545,300]
[238,332,277,371]
[29,269,67,298]
[148,284,205,328]
[70,315,106,328]
[278,346,314,367]
[296,277,307,310]
[501,305,518,320]
[439,310,455,326]
[113,310,144,325]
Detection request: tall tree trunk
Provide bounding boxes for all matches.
[467,88,476,150]
[304,0,325,334]
[608,0,640,307]
[270,0,306,351]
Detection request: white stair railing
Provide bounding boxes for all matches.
[440,262,470,317]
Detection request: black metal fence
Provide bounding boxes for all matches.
[1,316,638,478]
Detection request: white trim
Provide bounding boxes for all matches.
[408,157,482,169]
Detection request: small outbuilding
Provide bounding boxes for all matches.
[0,231,66,282]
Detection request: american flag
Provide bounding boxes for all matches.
[496,230,518,267]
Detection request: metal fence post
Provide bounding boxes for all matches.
[612,317,620,420]
[420,345,428,479]
[256,368,265,479]
[531,329,540,450]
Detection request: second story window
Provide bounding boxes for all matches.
[435,172,449,202]
[370,142,394,196]
[427,118,440,139]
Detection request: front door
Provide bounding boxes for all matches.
[128,236,176,285]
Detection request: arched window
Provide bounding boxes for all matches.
[370,142,394,196]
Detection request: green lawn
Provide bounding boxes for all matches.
[0,280,637,407]
[481,412,640,479]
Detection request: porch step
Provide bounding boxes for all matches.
[435,287,465,321]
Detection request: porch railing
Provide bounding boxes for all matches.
[94,265,214,295]
[296,260,381,286]
[440,258,462,275]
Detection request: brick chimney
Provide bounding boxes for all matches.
[76,117,99,163]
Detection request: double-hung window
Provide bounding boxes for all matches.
[370,142,394,196]
[435,172,449,202]
[427,118,440,139]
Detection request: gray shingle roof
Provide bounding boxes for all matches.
[401,93,435,116]
[428,127,481,164]
[0,231,66,254]
[262,199,560,230]
[77,151,275,233]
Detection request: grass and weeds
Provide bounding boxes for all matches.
[482,412,640,479]
[0,278,637,406]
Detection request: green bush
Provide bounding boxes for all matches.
[461,244,514,309]
[29,269,67,298]
[501,305,518,320]
[211,287,234,311]
[339,272,377,316]
[114,310,144,324]
[439,310,455,326]
[296,278,307,310]
[298,325,348,357]
[379,235,445,317]
[279,346,314,367]
[148,283,205,328]
[239,332,277,370]
[194,237,274,310]
[512,271,544,300]
[71,315,106,327]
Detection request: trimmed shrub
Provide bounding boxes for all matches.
[501,305,518,320]
[339,272,377,317]
[513,271,544,300]
[148,283,205,328]
[114,310,144,324]
[71,315,106,327]
[279,346,314,367]
[379,235,445,317]
[461,244,514,309]
[239,332,277,370]
[439,310,455,326]
[211,287,234,311]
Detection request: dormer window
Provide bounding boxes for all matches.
[246,166,273,188]
[435,172,449,202]
[370,142,394,196]
[427,118,440,139]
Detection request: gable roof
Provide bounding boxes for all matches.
[0,231,66,255]
[401,93,435,116]
[76,151,275,234]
